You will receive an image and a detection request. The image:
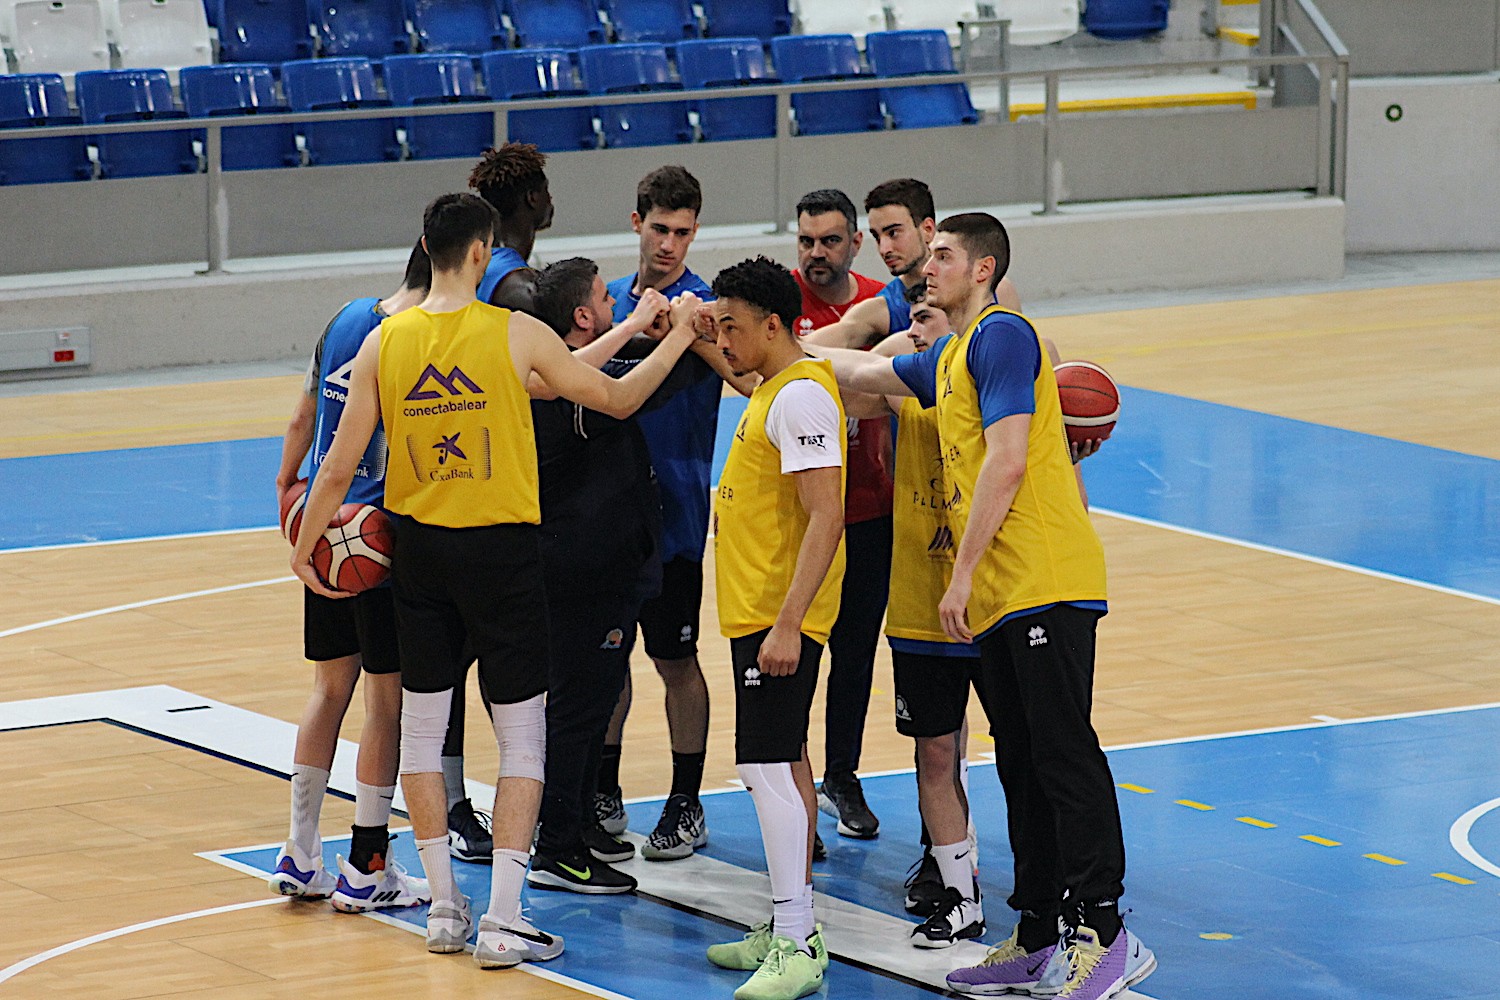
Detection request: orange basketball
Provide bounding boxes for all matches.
[279,478,308,544]
[1054,360,1120,447]
[310,504,395,594]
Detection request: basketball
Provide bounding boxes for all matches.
[1054,360,1120,447]
[309,503,395,593]
[279,478,308,544]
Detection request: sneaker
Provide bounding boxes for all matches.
[426,894,473,954]
[817,772,878,839]
[594,786,628,836]
[527,850,637,894]
[911,886,985,949]
[330,855,431,913]
[448,799,493,863]
[707,922,829,972]
[474,913,565,969]
[946,925,1065,996]
[642,793,709,861]
[812,832,827,862]
[1121,928,1157,990]
[733,935,824,1000]
[582,822,635,863]
[903,850,945,916]
[1057,926,1144,1000]
[267,840,336,899]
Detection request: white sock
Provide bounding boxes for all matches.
[416,835,457,903]
[738,762,815,950]
[353,782,396,829]
[933,840,976,901]
[488,848,530,925]
[960,756,979,874]
[288,764,329,858]
[442,756,466,810]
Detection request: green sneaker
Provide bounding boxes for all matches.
[707,922,829,971]
[732,936,824,1000]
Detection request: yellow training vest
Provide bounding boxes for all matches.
[885,397,957,645]
[379,301,541,528]
[715,358,847,644]
[936,306,1106,634]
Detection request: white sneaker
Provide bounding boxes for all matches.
[910,886,985,949]
[426,894,473,954]
[474,913,565,969]
[267,840,336,899]
[1122,928,1157,989]
[330,855,431,913]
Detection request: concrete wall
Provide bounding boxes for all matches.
[1345,77,1500,252]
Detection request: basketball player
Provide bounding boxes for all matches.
[811,215,1154,1000]
[792,188,889,842]
[290,193,701,967]
[267,240,431,914]
[704,257,844,1000]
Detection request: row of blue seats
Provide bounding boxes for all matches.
[215,0,788,64]
[0,32,977,183]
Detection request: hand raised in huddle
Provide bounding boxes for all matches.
[628,286,671,340]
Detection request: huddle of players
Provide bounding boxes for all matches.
[268,141,1154,1000]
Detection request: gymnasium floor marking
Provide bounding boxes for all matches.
[0,575,293,639]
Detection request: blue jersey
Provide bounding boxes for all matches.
[309,298,388,507]
[880,276,913,335]
[477,246,529,303]
[608,268,719,564]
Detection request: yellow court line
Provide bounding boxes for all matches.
[1237,816,1277,829]
[1176,799,1215,811]
[1432,872,1476,885]
[1009,92,1256,122]
[1300,835,1342,848]
[1118,783,1155,794]
[1363,853,1406,866]
[1217,27,1259,47]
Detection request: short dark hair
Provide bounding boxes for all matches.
[936,213,1010,291]
[636,165,702,219]
[865,178,935,226]
[469,142,548,217]
[796,188,857,233]
[712,256,802,334]
[533,257,599,337]
[401,237,431,293]
[423,193,499,272]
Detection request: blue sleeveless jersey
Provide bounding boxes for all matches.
[309,297,387,507]
[880,276,912,335]
[477,246,529,303]
[608,268,718,564]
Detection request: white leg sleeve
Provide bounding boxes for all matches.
[399,688,452,776]
[491,694,546,782]
[738,761,814,943]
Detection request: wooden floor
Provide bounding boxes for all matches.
[3,277,1498,998]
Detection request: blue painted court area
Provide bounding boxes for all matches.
[219,708,1500,1000]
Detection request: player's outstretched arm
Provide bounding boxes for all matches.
[290,331,382,598]
[802,342,912,397]
[759,464,845,677]
[801,297,889,349]
[276,384,317,512]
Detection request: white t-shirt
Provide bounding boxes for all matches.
[765,372,844,474]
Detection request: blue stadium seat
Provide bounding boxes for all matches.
[578,42,691,148]
[699,0,788,40]
[675,37,777,141]
[0,73,93,184]
[75,69,199,177]
[1083,0,1169,39]
[864,29,977,128]
[504,0,603,48]
[280,57,401,164]
[312,0,410,57]
[180,63,300,170]
[216,0,314,62]
[768,33,883,136]
[384,53,491,159]
[407,0,504,52]
[602,0,696,44]
[480,48,597,152]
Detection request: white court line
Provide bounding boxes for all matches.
[0,897,287,984]
[0,575,295,639]
[0,525,277,556]
[1449,798,1500,881]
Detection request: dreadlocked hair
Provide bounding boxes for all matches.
[469,142,548,217]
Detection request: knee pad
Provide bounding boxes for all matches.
[491,694,546,782]
[399,687,453,775]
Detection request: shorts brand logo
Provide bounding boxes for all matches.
[679,625,693,642]
[600,628,624,650]
[894,696,911,722]
[406,364,484,401]
[743,666,761,687]
[1028,625,1048,647]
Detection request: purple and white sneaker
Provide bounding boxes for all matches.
[330,854,430,913]
[267,840,336,899]
[946,925,1066,996]
[1057,925,1155,999]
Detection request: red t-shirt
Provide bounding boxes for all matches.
[793,270,894,525]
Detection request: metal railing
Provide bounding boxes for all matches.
[0,44,1348,274]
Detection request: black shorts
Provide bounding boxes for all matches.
[389,515,550,704]
[731,628,823,765]
[892,649,979,738]
[637,556,703,660]
[302,586,401,674]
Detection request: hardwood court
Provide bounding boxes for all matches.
[2,278,1497,998]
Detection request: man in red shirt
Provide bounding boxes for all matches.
[791,189,892,845]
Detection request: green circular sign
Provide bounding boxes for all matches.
[1385,104,1404,122]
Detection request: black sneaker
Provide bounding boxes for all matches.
[594,786,628,835]
[642,793,708,861]
[904,850,946,916]
[910,886,985,949]
[817,771,879,838]
[448,798,493,863]
[583,822,635,863]
[812,832,827,862]
[527,849,637,895]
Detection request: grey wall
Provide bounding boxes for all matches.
[1314,0,1499,76]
